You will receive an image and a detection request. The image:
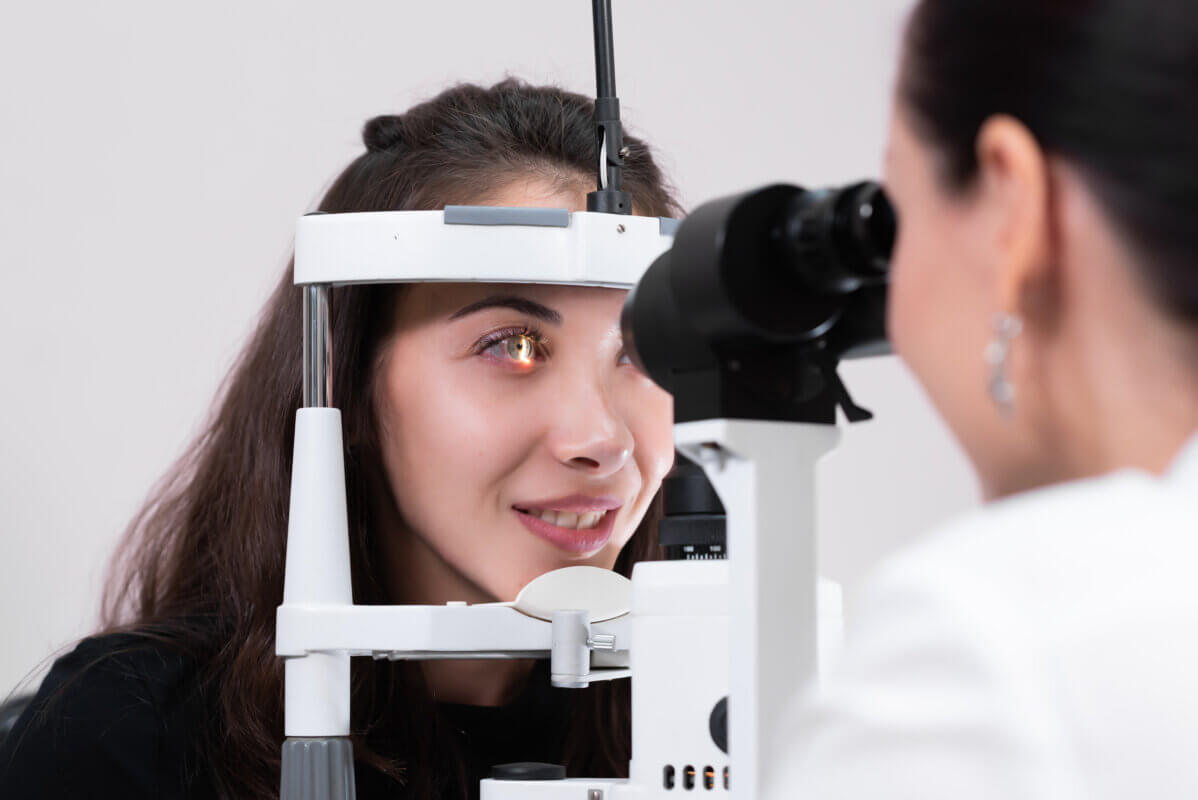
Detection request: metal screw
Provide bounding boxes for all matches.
[616,224,626,233]
[588,790,604,800]
[619,146,630,158]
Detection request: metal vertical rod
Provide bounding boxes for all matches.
[592,0,617,99]
[303,284,332,409]
[587,0,631,213]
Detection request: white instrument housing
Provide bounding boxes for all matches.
[295,206,677,287]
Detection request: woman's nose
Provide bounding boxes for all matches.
[545,382,635,476]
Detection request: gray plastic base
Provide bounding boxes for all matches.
[281,737,357,800]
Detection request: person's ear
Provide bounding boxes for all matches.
[974,115,1058,322]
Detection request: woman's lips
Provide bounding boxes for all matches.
[513,506,619,554]
[514,494,623,513]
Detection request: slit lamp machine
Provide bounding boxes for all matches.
[275,2,896,797]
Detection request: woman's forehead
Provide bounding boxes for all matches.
[394,282,629,327]
[416,281,626,307]
[485,176,588,211]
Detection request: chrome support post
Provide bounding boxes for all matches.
[302,284,332,408]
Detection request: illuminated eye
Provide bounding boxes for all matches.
[504,335,536,363]
[478,329,545,369]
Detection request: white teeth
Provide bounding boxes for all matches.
[526,509,607,530]
[577,511,602,530]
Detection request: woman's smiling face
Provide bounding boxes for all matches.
[372,182,675,604]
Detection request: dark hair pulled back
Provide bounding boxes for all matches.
[362,114,406,153]
[325,80,679,216]
[900,0,1198,321]
[97,79,680,799]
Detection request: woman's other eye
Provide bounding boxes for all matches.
[617,347,648,374]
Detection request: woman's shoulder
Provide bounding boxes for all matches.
[21,629,211,721]
[44,628,205,684]
[0,629,215,798]
[860,463,1198,650]
[892,464,1187,570]
[774,466,1198,799]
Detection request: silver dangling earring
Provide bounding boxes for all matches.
[984,312,1023,419]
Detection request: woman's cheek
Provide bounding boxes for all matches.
[630,381,676,492]
[886,229,922,366]
[887,220,951,390]
[387,363,516,513]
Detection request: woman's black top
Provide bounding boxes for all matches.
[0,633,572,799]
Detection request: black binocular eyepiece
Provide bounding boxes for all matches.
[778,181,894,294]
[621,181,895,423]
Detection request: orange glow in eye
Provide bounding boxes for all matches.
[505,335,534,360]
[478,330,545,370]
[503,334,537,368]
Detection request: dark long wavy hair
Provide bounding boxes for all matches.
[100,79,682,799]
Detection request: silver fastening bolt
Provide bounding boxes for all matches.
[588,790,604,800]
[616,224,626,233]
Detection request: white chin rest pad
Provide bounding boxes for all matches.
[512,566,631,622]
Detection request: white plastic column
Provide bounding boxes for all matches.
[627,560,730,794]
[674,420,840,800]
[281,407,354,736]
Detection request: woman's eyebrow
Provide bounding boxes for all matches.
[448,295,563,325]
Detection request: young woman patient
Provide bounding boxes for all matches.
[0,80,680,799]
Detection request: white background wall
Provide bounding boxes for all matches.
[0,0,978,696]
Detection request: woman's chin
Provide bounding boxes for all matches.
[476,523,631,602]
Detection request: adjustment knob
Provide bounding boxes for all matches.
[709,696,729,754]
[491,762,567,781]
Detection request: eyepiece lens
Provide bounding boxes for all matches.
[852,184,895,272]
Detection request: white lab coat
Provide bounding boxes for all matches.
[770,431,1198,800]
